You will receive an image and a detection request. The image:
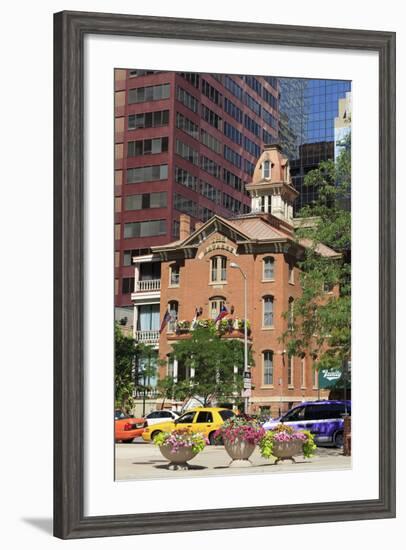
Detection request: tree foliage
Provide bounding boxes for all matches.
[114,325,158,412]
[282,134,351,371]
[166,326,253,406]
[114,323,137,412]
[135,343,158,392]
[156,375,191,406]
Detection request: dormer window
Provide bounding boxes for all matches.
[262,160,271,180]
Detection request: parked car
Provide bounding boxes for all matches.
[115,415,145,443]
[143,409,180,427]
[262,400,351,447]
[142,407,236,445]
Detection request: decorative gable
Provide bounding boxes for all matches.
[180,215,250,249]
[197,233,238,260]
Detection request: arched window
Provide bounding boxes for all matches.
[262,295,274,327]
[263,350,274,385]
[262,159,271,180]
[263,256,275,280]
[167,300,178,332]
[210,255,227,283]
[209,296,226,320]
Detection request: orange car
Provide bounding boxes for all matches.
[115,415,145,442]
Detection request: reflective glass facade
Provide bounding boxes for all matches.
[278,78,351,212]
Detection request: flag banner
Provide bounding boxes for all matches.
[215,305,228,323]
[159,310,171,333]
[191,307,203,328]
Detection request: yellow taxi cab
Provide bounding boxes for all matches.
[142,407,235,445]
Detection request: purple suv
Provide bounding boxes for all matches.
[262,400,351,447]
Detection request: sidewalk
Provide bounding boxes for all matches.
[115,441,351,481]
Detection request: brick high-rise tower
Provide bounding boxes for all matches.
[114,70,280,317]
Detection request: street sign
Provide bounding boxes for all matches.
[318,368,351,389]
[318,368,341,389]
[243,371,251,379]
[242,388,251,398]
[243,378,252,390]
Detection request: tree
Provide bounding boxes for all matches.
[134,343,158,392]
[114,325,158,413]
[166,326,253,406]
[134,343,158,416]
[282,134,351,372]
[114,322,137,412]
[156,375,190,408]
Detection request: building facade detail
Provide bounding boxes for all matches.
[246,144,298,225]
[131,146,336,415]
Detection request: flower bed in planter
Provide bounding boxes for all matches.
[170,318,252,338]
[153,429,208,470]
[215,417,265,468]
[259,424,316,464]
[175,320,191,334]
[218,318,251,336]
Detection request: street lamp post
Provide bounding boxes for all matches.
[133,348,139,416]
[230,262,249,414]
[142,369,146,417]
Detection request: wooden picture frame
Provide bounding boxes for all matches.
[54,10,396,539]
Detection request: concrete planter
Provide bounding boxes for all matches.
[272,439,304,464]
[159,445,198,470]
[224,439,256,468]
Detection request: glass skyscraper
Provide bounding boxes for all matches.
[278,78,351,212]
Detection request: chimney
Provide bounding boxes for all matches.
[179,214,191,240]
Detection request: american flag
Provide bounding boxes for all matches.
[159,310,171,333]
[215,305,228,323]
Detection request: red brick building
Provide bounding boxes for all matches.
[132,145,336,416]
[114,69,279,314]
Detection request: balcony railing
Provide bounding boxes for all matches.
[166,318,252,340]
[136,279,161,292]
[134,330,160,344]
[134,388,160,399]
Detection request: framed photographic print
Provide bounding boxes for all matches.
[54,10,396,539]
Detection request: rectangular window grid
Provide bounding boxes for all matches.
[177,86,198,113]
[127,164,168,184]
[128,137,168,157]
[176,112,199,140]
[175,166,199,191]
[128,83,170,104]
[128,110,169,130]
[124,219,166,238]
